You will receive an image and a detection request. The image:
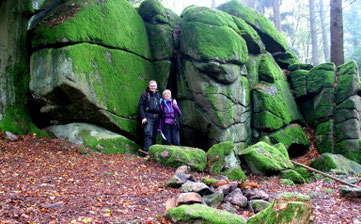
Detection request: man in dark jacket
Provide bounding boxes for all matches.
[138,80,161,152]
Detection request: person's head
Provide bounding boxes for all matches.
[148,80,157,93]
[163,89,172,100]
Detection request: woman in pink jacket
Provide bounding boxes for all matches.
[159,89,182,146]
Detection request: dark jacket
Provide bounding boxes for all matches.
[138,87,161,120]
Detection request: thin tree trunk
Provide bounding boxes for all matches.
[330,0,344,66]
[273,0,281,31]
[211,0,216,8]
[319,0,330,62]
[292,161,361,189]
[309,0,319,65]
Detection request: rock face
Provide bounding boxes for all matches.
[29,0,153,141]
[2,0,361,165]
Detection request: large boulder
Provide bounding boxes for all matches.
[149,145,207,172]
[166,204,246,224]
[177,6,251,149]
[45,123,140,155]
[334,61,360,105]
[310,153,361,174]
[217,0,288,53]
[247,193,312,224]
[30,43,152,139]
[30,0,151,59]
[240,142,294,175]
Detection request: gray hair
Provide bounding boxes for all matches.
[162,89,172,96]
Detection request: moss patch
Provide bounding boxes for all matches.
[335,60,360,104]
[269,124,309,149]
[208,141,235,175]
[289,69,308,98]
[307,62,335,94]
[31,0,152,59]
[149,145,207,172]
[225,168,247,181]
[280,169,306,184]
[166,204,246,224]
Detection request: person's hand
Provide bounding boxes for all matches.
[173,99,177,104]
[142,118,147,124]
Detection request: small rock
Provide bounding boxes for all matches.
[176,192,204,205]
[243,188,270,201]
[250,199,271,213]
[224,188,248,207]
[166,172,188,188]
[180,181,214,196]
[202,191,224,208]
[42,201,64,208]
[5,131,18,142]
[216,182,238,195]
[176,165,191,174]
[221,202,238,214]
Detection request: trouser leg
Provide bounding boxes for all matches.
[172,126,180,146]
[144,118,155,152]
[164,124,172,145]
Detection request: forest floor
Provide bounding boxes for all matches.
[0,132,360,224]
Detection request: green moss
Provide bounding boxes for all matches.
[225,168,247,181]
[247,193,311,224]
[166,204,246,224]
[208,141,235,174]
[280,179,295,186]
[202,177,219,186]
[335,60,359,104]
[258,53,286,83]
[240,142,294,175]
[315,121,334,154]
[253,111,284,131]
[310,154,338,172]
[280,170,306,184]
[232,16,264,53]
[31,0,151,59]
[273,51,299,69]
[269,124,309,149]
[314,87,334,124]
[288,63,313,71]
[246,55,262,88]
[181,21,248,63]
[289,70,308,98]
[307,62,335,94]
[218,0,288,53]
[295,167,312,183]
[149,145,207,172]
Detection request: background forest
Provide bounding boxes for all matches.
[130,0,361,68]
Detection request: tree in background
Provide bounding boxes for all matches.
[330,0,344,66]
[273,0,281,31]
[344,1,361,68]
[212,0,216,8]
[319,0,330,62]
[309,0,319,65]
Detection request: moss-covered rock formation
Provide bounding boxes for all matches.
[207,141,240,175]
[240,142,294,175]
[30,43,152,139]
[0,0,49,136]
[247,192,312,224]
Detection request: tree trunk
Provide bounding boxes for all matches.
[273,0,281,31]
[309,0,319,65]
[319,0,330,62]
[211,0,216,8]
[330,0,344,66]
